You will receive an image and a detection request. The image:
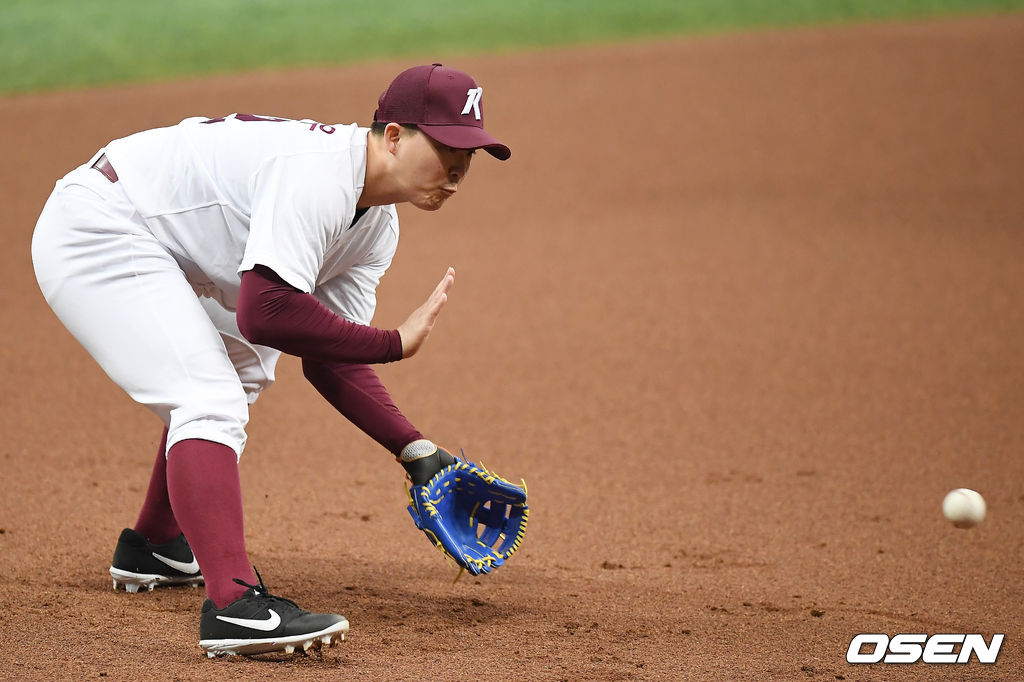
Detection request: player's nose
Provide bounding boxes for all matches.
[449,153,471,185]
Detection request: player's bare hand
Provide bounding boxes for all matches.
[398,267,455,358]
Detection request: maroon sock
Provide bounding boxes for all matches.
[132,427,182,545]
[166,438,256,608]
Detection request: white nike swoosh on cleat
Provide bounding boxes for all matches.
[151,552,201,574]
[216,609,282,632]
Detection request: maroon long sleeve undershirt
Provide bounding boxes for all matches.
[237,265,423,455]
[237,265,403,364]
[301,359,422,455]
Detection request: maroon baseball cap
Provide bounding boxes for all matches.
[373,63,511,160]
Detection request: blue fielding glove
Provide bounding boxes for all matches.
[407,453,528,576]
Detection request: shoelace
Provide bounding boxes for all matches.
[232,566,301,610]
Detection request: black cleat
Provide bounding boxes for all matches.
[199,569,348,657]
[109,527,204,592]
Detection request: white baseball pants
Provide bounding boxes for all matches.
[31,157,279,457]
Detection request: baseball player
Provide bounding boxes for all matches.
[31,64,511,657]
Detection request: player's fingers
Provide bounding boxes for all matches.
[425,268,454,317]
[424,291,448,326]
[432,267,455,299]
[399,269,455,359]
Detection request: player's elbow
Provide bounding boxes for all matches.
[236,266,290,347]
[301,358,330,390]
[236,303,276,347]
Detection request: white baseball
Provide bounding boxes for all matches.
[942,488,986,529]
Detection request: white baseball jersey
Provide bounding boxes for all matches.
[104,114,398,324]
[32,115,401,456]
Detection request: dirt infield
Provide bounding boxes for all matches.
[2,14,1022,681]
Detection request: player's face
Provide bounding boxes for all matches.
[398,130,474,211]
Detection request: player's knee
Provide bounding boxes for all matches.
[165,402,250,459]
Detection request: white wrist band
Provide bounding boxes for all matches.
[400,439,437,462]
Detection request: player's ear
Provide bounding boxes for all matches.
[384,123,403,156]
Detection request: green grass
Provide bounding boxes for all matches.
[2,0,1022,95]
